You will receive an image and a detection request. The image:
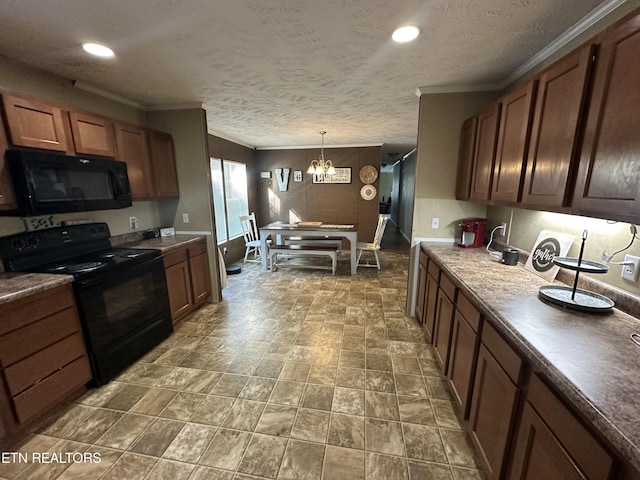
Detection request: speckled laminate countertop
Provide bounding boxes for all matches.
[422,243,640,470]
[118,234,207,253]
[0,272,74,306]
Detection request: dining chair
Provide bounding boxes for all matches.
[356,215,389,269]
[239,213,263,263]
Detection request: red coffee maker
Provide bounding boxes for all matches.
[457,218,487,248]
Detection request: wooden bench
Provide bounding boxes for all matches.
[269,244,338,275]
[284,235,342,252]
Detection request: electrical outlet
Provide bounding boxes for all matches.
[223,247,228,255]
[499,222,508,236]
[129,216,138,229]
[621,254,640,281]
[431,218,439,229]
[182,213,190,224]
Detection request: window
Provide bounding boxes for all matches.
[210,158,249,244]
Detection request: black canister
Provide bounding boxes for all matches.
[502,248,519,266]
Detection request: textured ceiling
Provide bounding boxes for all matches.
[0,0,610,152]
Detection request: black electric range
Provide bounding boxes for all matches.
[0,223,173,385]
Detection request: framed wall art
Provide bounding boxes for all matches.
[312,167,351,184]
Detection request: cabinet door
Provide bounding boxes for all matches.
[491,81,536,203]
[165,261,192,323]
[0,113,17,209]
[470,103,501,201]
[189,252,211,306]
[455,116,478,200]
[572,16,640,216]
[508,402,588,480]
[432,288,454,374]
[447,310,480,419]
[69,111,116,157]
[521,45,595,208]
[416,261,428,323]
[114,123,155,200]
[469,343,520,480]
[149,130,179,198]
[2,94,70,152]
[423,272,438,343]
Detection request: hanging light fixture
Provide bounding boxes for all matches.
[307,131,336,175]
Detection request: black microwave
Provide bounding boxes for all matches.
[4,149,132,216]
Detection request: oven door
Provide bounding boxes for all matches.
[73,255,173,384]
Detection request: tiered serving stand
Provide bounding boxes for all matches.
[538,230,614,313]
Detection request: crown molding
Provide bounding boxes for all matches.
[145,102,203,111]
[255,143,383,151]
[208,129,256,150]
[415,84,501,96]
[72,80,143,108]
[500,0,627,88]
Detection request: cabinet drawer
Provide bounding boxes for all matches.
[481,321,523,385]
[419,250,429,268]
[0,307,80,368]
[188,239,207,257]
[440,273,456,302]
[3,333,86,396]
[0,285,75,336]
[527,373,614,480]
[163,246,188,268]
[12,356,91,424]
[457,292,481,332]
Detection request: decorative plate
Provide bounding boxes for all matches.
[359,165,378,184]
[360,184,377,201]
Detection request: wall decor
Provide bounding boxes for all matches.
[360,184,377,201]
[313,167,351,184]
[359,165,378,184]
[293,171,303,182]
[275,168,290,192]
[524,230,574,281]
[260,171,272,178]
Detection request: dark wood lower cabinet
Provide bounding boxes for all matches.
[423,270,439,342]
[416,254,428,324]
[163,239,211,324]
[432,288,455,373]
[447,310,480,419]
[469,343,520,480]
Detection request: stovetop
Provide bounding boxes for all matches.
[40,248,159,277]
[0,223,161,279]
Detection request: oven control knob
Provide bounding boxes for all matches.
[27,237,39,247]
[11,238,25,250]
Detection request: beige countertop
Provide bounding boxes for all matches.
[0,272,74,306]
[422,243,640,470]
[119,234,207,253]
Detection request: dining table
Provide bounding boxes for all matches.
[259,222,359,275]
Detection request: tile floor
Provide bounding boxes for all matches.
[0,251,485,480]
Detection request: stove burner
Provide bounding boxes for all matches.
[122,251,146,258]
[48,261,106,273]
[100,251,120,258]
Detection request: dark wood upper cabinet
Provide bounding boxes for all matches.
[491,81,536,203]
[114,123,155,201]
[148,129,179,198]
[572,14,640,217]
[69,111,116,157]
[1,94,70,152]
[455,116,478,200]
[469,103,501,201]
[0,112,17,210]
[522,45,595,208]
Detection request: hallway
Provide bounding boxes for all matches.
[1,251,484,480]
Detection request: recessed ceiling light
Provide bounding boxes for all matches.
[392,25,420,43]
[82,43,115,58]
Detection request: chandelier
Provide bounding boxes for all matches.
[307,131,336,175]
